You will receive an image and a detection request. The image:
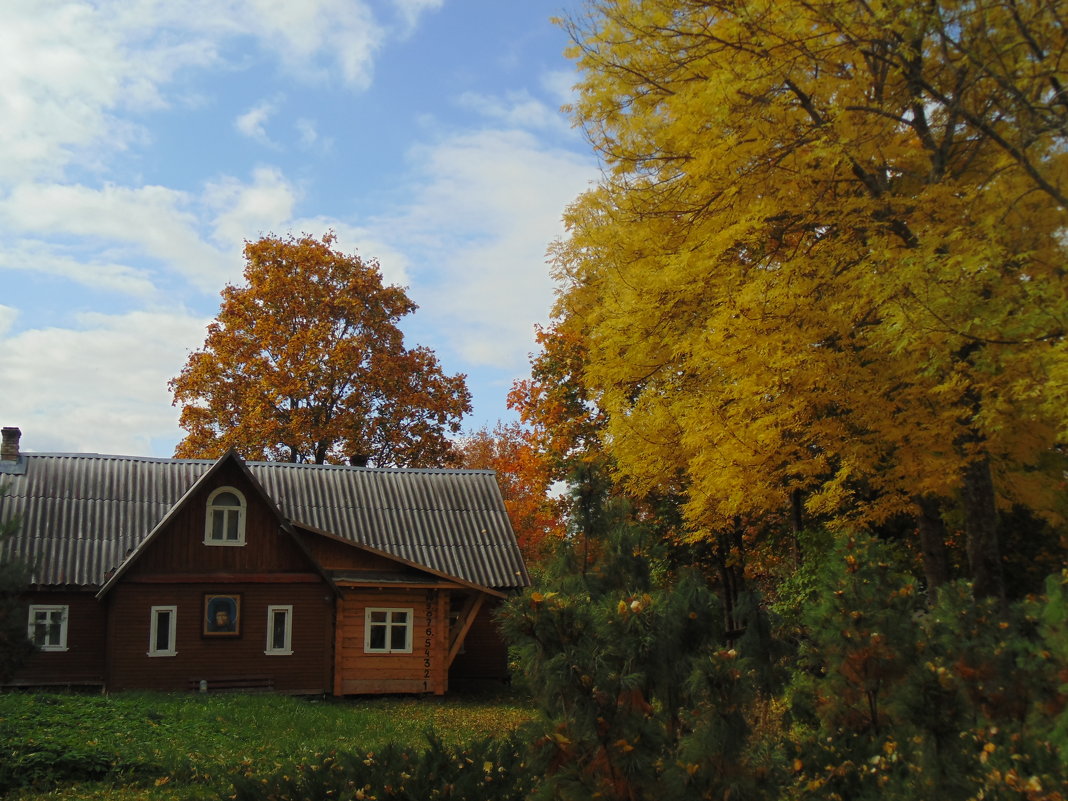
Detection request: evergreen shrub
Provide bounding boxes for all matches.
[787,534,1068,800]
[499,524,782,801]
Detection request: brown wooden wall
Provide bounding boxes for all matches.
[9,590,107,687]
[105,460,334,693]
[335,587,449,695]
[127,460,316,578]
[449,597,510,684]
[299,531,420,575]
[106,581,333,693]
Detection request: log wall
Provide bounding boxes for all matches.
[106,582,333,693]
[9,590,107,687]
[335,587,449,695]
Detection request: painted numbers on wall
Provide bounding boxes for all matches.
[423,590,435,690]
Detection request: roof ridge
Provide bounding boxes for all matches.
[24,452,213,463]
[21,453,496,475]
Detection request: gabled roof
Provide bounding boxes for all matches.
[0,452,529,590]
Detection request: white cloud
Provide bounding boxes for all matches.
[390,0,444,33]
[457,90,574,138]
[0,0,399,183]
[204,166,299,248]
[0,305,17,336]
[0,0,197,182]
[541,69,579,107]
[0,241,159,299]
[0,182,232,292]
[0,309,208,455]
[234,0,385,88]
[380,128,596,369]
[235,99,279,146]
[0,168,306,296]
[296,118,318,147]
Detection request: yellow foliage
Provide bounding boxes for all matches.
[548,0,1068,533]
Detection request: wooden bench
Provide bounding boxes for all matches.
[188,676,274,693]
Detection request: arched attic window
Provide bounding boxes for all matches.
[204,487,247,546]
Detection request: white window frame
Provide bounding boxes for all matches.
[364,607,413,654]
[148,605,178,657]
[265,605,293,655]
[27,605,68,652]
[204,486,247,546]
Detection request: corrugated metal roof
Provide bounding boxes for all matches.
[0,453,529,590]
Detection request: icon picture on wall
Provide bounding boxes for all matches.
[204,594,241,637]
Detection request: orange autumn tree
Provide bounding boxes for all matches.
[508,322,607,480]
[455,421,565,560]
[171,233,471,467]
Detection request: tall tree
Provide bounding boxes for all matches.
[454,421,565,561]
[548,0,1068,598]
[171,233,471,467]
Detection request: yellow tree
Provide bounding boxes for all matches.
[551,0,1068,597]
[171,233,471,467]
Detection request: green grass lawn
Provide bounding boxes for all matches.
[0,687,535,801]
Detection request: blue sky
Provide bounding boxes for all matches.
[1,0,597,457]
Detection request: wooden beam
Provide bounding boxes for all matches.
[332,593,345,697]
[123,573,323,584]
[334,580,464,591]
[446,593,485,669]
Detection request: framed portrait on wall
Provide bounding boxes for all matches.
[203,593,241,637]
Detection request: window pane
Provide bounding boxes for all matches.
[155,611,171,652]
[46,611,62,645]
[212,510,225,540]
[391,611,408,625]
[225,510,239,541]
[214,491,240,507]
[370,611,387,623]
[31,611,48,646]
[389,623,407,651]
[29,608,65,648]
[369,624,386,650]
[272,611,287,650]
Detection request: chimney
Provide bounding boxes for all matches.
[1,427,21,462]
[350,454,369,468]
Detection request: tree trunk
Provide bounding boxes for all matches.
[961,455,1005,602]
[718,520,749,639]
[914,494,950,595]
[789,488,804,565]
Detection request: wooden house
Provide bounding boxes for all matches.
[0,427,528,695]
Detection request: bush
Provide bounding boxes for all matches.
[786,534,1068,800]
[230,731,535,801]
[0,738,149,794]
[499,523,782,801]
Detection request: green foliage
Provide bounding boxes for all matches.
[787,534,1068,800]
[0,690,533,799]
[0,739,140,794]
[1024,570,1068,771]
[767,528,837,641]
[500,522,781,800]
[231,732,534,801]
